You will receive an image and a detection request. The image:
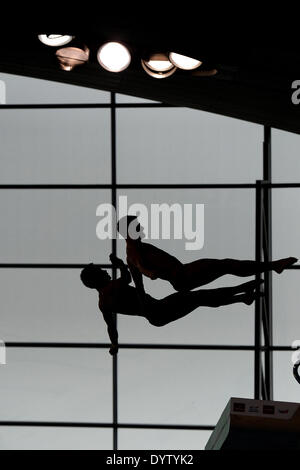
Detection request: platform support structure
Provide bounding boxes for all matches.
[254,126,273,400]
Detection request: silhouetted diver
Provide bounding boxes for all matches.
[80,255,261,355]
[118,215,297,302]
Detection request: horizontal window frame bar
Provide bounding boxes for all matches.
[0,184,257,189]
[0,421,215,431]
[0,103,177,110]
[268,183,300,188]
[3,342,295,351]
[0,183,299,189]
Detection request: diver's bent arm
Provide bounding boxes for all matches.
[103,312,119,355]
[120,265,131,284]
[109,254,132,284]
[128,262,146,305]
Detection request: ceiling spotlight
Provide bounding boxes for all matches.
[56,46,89,71]
[141,53,177,79]
[169,52,202,70]
[38,34,74,47]
[97,42,131,72]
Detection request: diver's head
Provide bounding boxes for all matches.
[80,263,111,290]
[117,215,145,241]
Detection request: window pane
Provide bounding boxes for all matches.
[0,428,112,450]
[116,93,160,104]
[0,72,110,104]
[119,350,253,425]
[272,189,300,260]
[273,352,299,403]
[119,429,212,450]
[273,270,300,345]
[0,349,112,422]
[272,129,300,183]
[117,108,262,183]
[116,189,255,344]
[0,269,111,343]
[0,109,110,184]
[0,190,111,263]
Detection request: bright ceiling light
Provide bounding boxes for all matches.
[97,42,131,72]
[56,46,89,71]
[169,52,202,70]
[38,34,74,47]
[141,53,177,79]
[144,53,174,72]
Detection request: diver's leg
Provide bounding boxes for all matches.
[171,257,297,291]
[147,281,257,327]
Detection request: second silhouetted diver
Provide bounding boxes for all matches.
[80,255,261,355]
[118,215,297,302]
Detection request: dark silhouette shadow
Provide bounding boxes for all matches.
[117,215,297,301]
[80,256,261,355]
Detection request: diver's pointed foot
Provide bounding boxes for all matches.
[243,291,256,305]
[243,289,264,305]
[274,257,298,274]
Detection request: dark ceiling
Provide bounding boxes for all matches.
[0,16,300,134]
